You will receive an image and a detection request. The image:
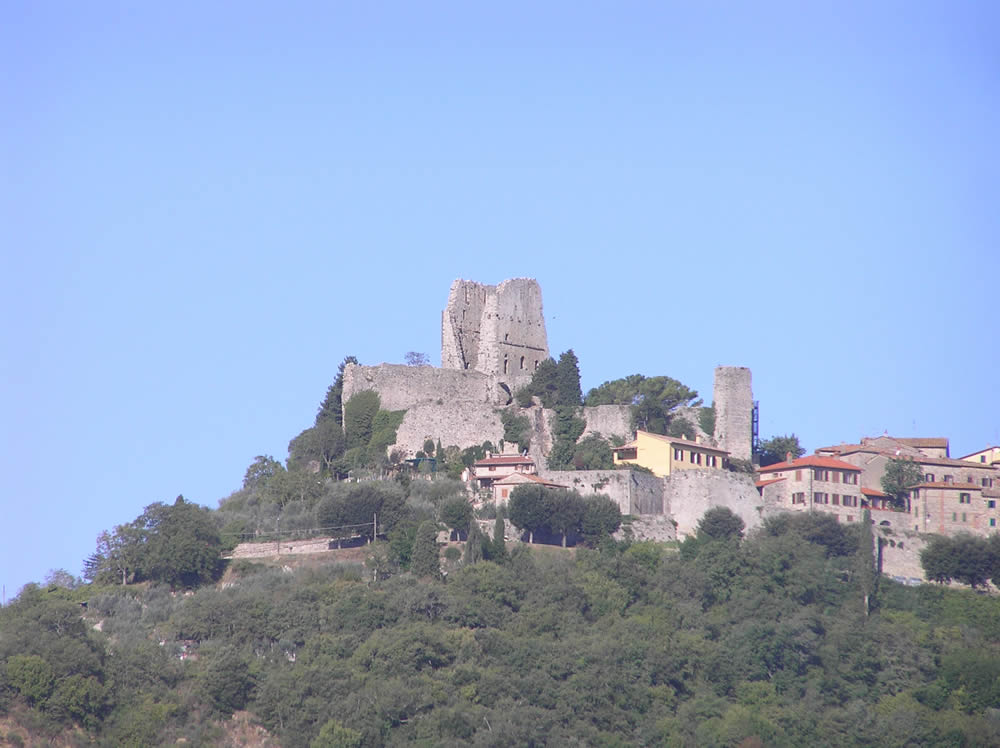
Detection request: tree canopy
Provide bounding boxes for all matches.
[881,456,924,508]
[584,374,699,435]
[757,434,806,467]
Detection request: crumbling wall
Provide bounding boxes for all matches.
[713,366,753,461]
[664,469,762,539]
[394,402,505,456]
[342,363,508,411]
[441,278,548,385]
[878,527,928,584]
[580,404,632,442]
[536,469,665,515]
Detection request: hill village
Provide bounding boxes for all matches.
[234,278,999,585]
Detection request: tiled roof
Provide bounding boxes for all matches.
[755,478,786,488]
[896,438,949,449]
[473,455,535,467]
[758,456,862,474]
[861,487,889,497]
[836,448,997,470]
[912,482,981,490]
[621,430,729,454]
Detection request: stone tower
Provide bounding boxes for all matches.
[713,366,753,462]
[441,278,549,386]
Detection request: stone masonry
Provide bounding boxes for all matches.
[441,278,548,390]
[713,366,753,462]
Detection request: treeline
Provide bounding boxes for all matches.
[921,532,1000,589]
[5,509,1000,746]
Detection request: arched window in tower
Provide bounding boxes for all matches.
[534,360,539,370]
[520,356,525,370]
[503,356,509,374]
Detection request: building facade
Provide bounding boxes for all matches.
[610,430,728,478]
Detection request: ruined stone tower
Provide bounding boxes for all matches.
[713,366,753,462]
[441,278,549,387]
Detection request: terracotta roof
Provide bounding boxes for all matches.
[493,473,567,488]
[895,438,949,449]
[621,430,729,454]
[957,447,999,460]
[758,455,861,474]
[755,477,786,488]
[610,440,637,452]
[473,455,535,467]
[836,448,998,470]
[912,482,981,490]
[861,487,889,497]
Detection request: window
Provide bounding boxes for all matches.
[792,492,806,505]
[501,488,509,498]
[992,518,997,528]
[814,469,829,481]
[674,448,683,460]
[944,475,954,483]
[952,512,957,521]
[983,478,992,487]
[519,356,525,370]
[488,466,496,472]
[503,357,509,374]
[847,515,854,522]
[925,473,935,482]
[982,456,987,463]
[962,513,967,522]
[832,494,840,505]
[833,472,841,484]
[989,500,996,509]
[844,473,858,485]
[959,493,971,504]
[814,492,828,505]
[795,470,802,480]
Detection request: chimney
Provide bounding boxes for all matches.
[786,451,793,463]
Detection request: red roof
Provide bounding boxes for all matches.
[912,482,981,490]
[758,455,861,474]
[861,487,889,497]
[473,455,535,467]
[755,477,786,488]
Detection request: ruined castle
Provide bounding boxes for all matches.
[341,278,763,539]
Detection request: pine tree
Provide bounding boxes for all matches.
[410,521,441,579]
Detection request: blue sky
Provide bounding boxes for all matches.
[2,1,997,597]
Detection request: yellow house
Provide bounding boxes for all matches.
[610,430,729,478]
[960,446,1000,468]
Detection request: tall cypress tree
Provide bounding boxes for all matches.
[855,509,878,617]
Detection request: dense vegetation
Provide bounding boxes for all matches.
[4,510,1000,746]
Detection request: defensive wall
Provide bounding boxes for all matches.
[536,468,666,515]
[665,469,763,539]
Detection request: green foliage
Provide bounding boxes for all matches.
[410,521,441,578]
[580,495,622,546]
[570,433,614,470]
[515,349,582,409]
[5,655,55,707]
[243,455,284,491]
[507,484,550,543]
[584,374,699,435]
[881,456,924,507]
[199,645,254,715]
[500,408,532,450]
[423,438,435,456]
[439,497,473,539]
[921,533,994,588]
[555,349,583,407]
[699,405,716,438]
[855,509,878,616]
[547,406,587,470]
[288,420,346,475]
[757,434,805,467]
[726,457,756,474]
[317,355,358,427]
[666,416,696,440]
[343,390,381,451]
[316,482,406,543]
[697,506,745,541]
[312,718,362,748]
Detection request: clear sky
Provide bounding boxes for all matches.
[2,1,997,598]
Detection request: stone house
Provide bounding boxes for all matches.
[910,482,1000,536]
[610,430,728,478]
[756,455,870,524]
[471,453,536,490]
[491,472,568,504]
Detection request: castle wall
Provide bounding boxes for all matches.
[536,469,666,515]
[664,469,762,539]
[394,402,505,456]
[580,404,632,442]
[342,363,505,411]
[713,366,753,462]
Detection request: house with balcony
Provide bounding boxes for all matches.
[471,453,536,490]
